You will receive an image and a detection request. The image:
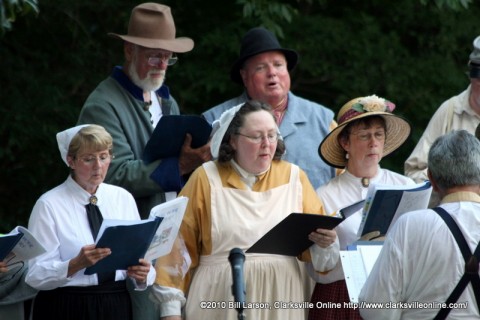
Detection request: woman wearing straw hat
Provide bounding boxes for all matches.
[153,100,339,320]
[307,95,415,320]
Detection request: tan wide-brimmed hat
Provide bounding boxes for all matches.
[319,95,411,168]
[108,3,194,53]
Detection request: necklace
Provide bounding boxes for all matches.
[361,177,370,188]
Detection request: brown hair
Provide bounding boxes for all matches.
[218,100,285,162]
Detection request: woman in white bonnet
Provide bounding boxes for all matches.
[153,100,339,320]
[26,124,155,320]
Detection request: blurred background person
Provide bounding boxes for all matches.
[405,35,480,206]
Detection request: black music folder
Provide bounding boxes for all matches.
[143,115,212,164]
[85,217,162,275]
[246,200,365,256]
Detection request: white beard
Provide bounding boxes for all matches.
[128,62,166,92]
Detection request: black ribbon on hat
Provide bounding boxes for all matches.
[85,195,115,283]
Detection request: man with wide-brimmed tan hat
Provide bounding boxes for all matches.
[202,27,337,191]
[77,3,211,319]
[405,35,480,207]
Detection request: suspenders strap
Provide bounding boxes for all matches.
[432,207,480,320]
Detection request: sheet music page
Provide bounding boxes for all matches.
[96,219,153,243]
[340,250,367,303]
[341,244,383,303]
[144,196,188,261]
[5,226,47,264]
[387,184,432,234]
[358,245,383,275]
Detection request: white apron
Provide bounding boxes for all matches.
[185,162,307,320]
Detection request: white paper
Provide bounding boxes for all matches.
[340,244,383,303]
[96,218,155,244]
[144,196,188,262]
[3,226,47,265]
[386,186,432,234]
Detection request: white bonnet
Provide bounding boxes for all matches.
[210,102,283,159]
[210,103,244,158]
[56,124,90,166]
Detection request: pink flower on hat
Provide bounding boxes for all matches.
[337,95,396,125]
[351,95,396,113]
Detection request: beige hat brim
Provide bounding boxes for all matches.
[318,112,411,168]
[109,33,194,53]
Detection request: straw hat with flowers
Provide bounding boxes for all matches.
[319,95,411,168]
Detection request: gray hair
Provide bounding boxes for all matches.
[428,130,480,190]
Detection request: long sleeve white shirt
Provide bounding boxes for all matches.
[359,192,480,320]
[405,86,480,184]
[26,175,156,290]
[308,168,414,283]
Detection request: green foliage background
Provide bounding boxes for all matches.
[1,0,479,231]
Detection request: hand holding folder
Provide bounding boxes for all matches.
[84,218,162,275]
[143,115,212,164]
[246,200,365,256]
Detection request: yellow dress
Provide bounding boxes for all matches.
[157,160,328,320]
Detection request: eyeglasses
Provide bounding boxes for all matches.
[236,133,279,144]
[76,153,113,166]
[351,131,386,141]
[147,53,178,67]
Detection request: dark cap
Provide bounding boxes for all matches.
[230,27,298,84]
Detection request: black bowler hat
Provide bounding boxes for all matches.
[230,27,299,84]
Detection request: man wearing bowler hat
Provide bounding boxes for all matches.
[202,27,338,190]
[77,3,211,319]
[405,35,480,207]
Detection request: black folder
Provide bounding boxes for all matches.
[143,115,212,164]
[246,200,365,256]
[84,217,162,275]
[0,233,23,261]
[358,181,432,237]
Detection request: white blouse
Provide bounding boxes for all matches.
[309,167,414,283]
[26,175,155,290]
